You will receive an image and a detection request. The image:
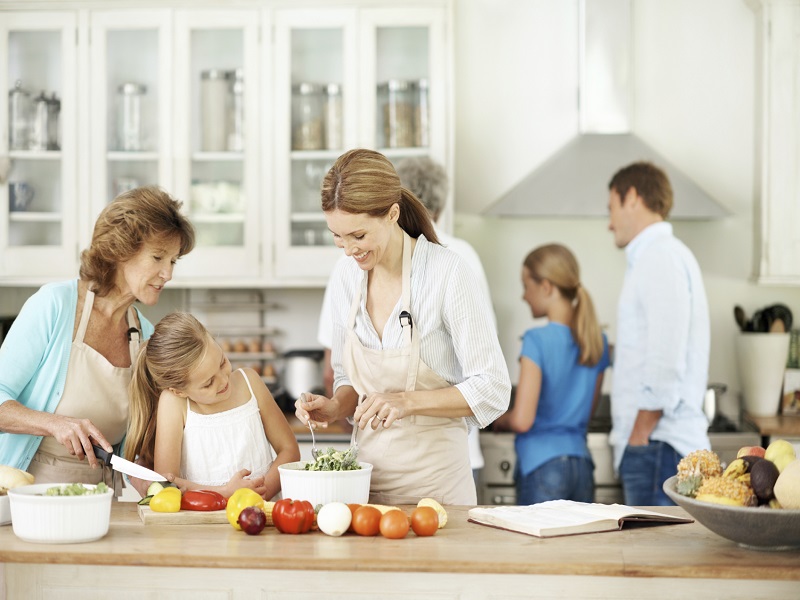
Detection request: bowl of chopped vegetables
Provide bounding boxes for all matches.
[279,447,372,507]
[7,482,113,544]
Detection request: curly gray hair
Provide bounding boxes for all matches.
[395,156,448,222]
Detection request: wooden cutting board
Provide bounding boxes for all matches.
[137,504,228,525]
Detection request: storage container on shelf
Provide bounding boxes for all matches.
[323,83,343,150]
[378,79,415,148]
[292,82,324,151]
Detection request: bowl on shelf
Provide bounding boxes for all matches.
[278,461,372,507]
[663,476,800,550]
[7,483,113,544]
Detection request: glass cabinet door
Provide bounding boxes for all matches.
[359,7,451,227]
[87,10,172,249]
[273,9,358,280]
[1,11,77,280]
[172,9,260,281]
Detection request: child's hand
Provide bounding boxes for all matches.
[226,469,267,498]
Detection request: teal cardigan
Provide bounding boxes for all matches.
[0,279,154,471]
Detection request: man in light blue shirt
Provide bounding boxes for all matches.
[607,161,711,506]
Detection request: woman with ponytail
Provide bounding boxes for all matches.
[494,244,610,505]
[295,149,510,505]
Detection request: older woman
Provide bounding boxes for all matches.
[297,149,510,505]
[0,186,195,493]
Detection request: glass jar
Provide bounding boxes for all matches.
[323,83,343,150]
[117,82,147,152]
[292,82,324,150]
[415,78,429,148]
[200,69,228,152]
[8,80,31,151]
[378,79,415,148]
[227,68,244,152]
[29,91,50,151]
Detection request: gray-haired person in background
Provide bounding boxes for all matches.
[317,156,496,483]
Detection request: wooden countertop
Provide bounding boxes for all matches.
[1,504,798,580]
[744,413,800,438]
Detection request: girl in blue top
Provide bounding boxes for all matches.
[494,244,610,505]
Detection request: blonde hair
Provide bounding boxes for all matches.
[80,186,195,297]
[321,149,440,244]
[125,312,209,465]
[523,244,604,366]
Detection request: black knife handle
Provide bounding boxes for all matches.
[91,443,113,465]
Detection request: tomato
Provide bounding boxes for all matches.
[351,505,382,536]
[181,490,227,511]
[379,509,410,539]
[347,503,362,533]
[410,506,439,536]
[272,498,315,534]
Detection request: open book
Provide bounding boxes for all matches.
[468,500,692,538]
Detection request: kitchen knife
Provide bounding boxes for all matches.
[92,444,167,482]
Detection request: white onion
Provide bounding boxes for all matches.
[316,502,352,537]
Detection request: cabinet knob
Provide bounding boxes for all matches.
[500,460,511,473]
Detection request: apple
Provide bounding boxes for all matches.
[765,439,797,473]
[736,446,766,459]
[238,506,267,535]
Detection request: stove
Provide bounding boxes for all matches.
[478,395,760,506]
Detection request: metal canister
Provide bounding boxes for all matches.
[29,91,50,151]
[8,80,31,150]
[47,92,61,151]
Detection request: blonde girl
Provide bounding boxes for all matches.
[494,244,610,504]
[125,312,299,499]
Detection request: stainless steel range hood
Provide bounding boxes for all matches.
[487,0,730,220]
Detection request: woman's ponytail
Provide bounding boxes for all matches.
[572,285,604,367]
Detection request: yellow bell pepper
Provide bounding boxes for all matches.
[149,487,181,513]
[226,488,265,530]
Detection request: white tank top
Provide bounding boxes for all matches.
[180,369,273,487]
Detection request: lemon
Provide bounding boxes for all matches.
[417,498,447,529]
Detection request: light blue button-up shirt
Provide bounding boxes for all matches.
[610,222,711,471]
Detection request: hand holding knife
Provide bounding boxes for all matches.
[91,444,167,482]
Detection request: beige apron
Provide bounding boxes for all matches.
[28,289,140,494]
[343,231,476,505]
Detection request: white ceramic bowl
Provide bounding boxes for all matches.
[279,461,372,507]
[0,495,10,526]
[7,483,113,544]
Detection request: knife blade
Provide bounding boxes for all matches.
[92,444,167,482]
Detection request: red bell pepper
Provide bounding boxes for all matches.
[272,498,315,534]
[181,489,228,511]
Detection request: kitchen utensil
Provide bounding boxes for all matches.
[703,383,727,424]
[300,396,320,461]
[7,482,113,544]
[663,476,800,550]
[734,305,747,332]
[9,181,34,211]
[282,349,324,401]
[91,444,167,482]
[138,504,227,525]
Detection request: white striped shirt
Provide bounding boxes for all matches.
[326,235,511,428]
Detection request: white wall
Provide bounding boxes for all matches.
[452,0,800,407]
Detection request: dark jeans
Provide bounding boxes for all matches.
[516,455,594,505]
[619,440,681,506]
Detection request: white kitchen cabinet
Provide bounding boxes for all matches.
[0,1,453,286]
[272,4,451,280]
[0,11,78,281]
[750,0,800,285]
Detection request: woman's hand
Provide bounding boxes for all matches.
[48,414,112,469]
[295,392,336,428]
[354,392,406,430]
